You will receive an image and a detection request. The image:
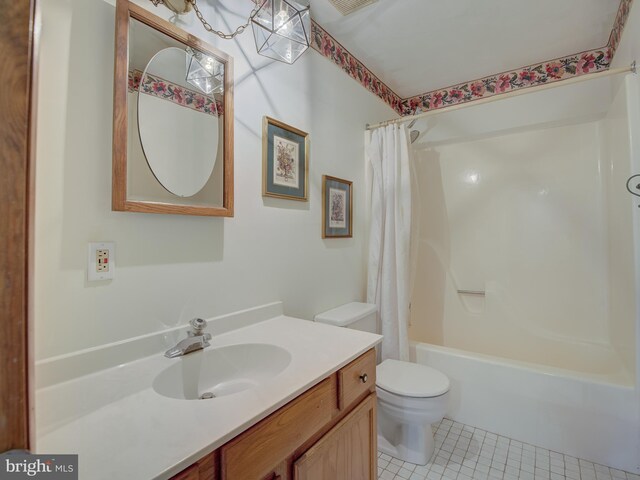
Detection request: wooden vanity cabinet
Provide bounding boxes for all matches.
[220,376,337,479]
[169,349,376,480]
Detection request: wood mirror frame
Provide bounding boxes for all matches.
[112,0,234,217]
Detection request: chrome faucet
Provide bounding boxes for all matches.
[164,318,212,358]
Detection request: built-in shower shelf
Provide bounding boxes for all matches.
[457,290,486,296]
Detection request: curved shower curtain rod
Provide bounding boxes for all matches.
[366,62,637,131]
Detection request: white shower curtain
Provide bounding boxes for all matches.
[366,124,412,362]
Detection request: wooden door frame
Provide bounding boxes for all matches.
[0,0,36,452]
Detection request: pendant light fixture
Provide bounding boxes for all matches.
[150,0,311,65]
[185,47,224,95]
[251,0,311,64]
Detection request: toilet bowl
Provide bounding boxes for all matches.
[376,359,450,465]
[314,302,451,465]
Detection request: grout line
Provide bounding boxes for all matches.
[378,418,638,480]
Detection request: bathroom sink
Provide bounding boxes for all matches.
[153,343,292,400]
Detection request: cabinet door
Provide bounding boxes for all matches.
[293,393,376,480]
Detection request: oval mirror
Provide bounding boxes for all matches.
[137,46,222,198]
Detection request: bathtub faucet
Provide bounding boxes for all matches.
[164,318,212,358]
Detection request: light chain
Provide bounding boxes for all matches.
[151,0,267,40]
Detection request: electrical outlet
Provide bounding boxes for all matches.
[96,249,110,272]
[88,242,115,281]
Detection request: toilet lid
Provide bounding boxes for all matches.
[376,359,450,398]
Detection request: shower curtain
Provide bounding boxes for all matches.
[366,124,412,362]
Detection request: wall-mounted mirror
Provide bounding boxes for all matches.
[113,0,234,216]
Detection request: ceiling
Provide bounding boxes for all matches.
[309,0,621,99]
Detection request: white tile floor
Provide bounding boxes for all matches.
[377,418,639,480]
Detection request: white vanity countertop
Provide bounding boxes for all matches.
[36,316,382,480]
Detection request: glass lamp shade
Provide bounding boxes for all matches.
[251,0,311,64]
[185,47,224,95]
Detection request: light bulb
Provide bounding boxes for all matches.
[275,9,289,31]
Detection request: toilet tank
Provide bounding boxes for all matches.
[314,302,378,333]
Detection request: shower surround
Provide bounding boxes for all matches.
[408,73,640,472]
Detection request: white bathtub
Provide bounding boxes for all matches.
[412,342,640,474]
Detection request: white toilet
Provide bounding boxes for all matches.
[315,302,450,465]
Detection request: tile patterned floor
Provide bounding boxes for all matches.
[377,418,639,480]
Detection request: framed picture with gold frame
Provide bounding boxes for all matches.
[262,116,309,201]
[322,175,353,238]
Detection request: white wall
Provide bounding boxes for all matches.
[34,0,395,361]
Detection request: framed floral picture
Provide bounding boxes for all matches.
[322,175,353,238]
[262,116,309,201]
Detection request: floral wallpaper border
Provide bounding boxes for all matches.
[128,70,223,117]
[399,48,611,115]
[310,21,404,114]
[609,0,634,57]
[309,0,635,116]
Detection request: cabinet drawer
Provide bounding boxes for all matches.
[338,349,375,410]
[220,376,337,479]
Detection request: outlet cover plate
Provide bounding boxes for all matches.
[88,242,115,281]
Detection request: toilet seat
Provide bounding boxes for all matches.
[377,359,450,398]
[376,384,449,419]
